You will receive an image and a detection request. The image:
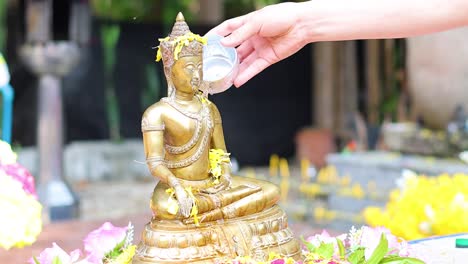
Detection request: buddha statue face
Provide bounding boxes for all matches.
[155,13,207,96]
[171,55,203,94]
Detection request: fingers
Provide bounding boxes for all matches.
[235,56,271,87]
[237,41,255,61]
[206,14,248,37]
[179,198,193,217]
[222,18,261,47]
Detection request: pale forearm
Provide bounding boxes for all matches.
[300,0,468,42]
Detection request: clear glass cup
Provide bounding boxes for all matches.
[201,34,239,95]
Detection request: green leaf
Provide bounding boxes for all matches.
[349,247,366,264]
[52,256,62,264]
[379,256,426,264]
[104,238,126,260]
[337,238,346,259]
[366,234,388,264]
[316,242,335,259]
[300,236,317,252]
[32,256,41,264]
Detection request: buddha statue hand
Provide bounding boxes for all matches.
[202,173,232,194]
[174,185,194,217]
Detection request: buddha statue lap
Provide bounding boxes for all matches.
[132,13,301,264]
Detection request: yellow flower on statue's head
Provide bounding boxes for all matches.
[155,33,207,62]
[0,140,17,165]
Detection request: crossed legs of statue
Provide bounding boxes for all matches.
[150,176,280,224]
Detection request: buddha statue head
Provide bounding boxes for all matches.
[156,13,207,96]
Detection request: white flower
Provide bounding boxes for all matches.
[0,140,17,165]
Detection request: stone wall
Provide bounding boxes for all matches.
[18,140,150,183]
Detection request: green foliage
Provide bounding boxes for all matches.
[316,242,335,260]
[302,228,426,264]
[224,0,281,18]
[348,247,365,264]
[90,0,162,22]
[380,39,406,122]
[337,238,346,259]
[300,236,315,252]
[161,0,195,28]
[366,234,388,264]
[52,256,62,264]
[32,257,41,264]
[90,0,195,26]
[380,256,426,264]
[0,0,6,53]
[142,63,162,110]
[104,239,125,260]
[100,24,121,141]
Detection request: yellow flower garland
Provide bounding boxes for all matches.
[165,186,200,226]
[209,149,231,184]
[155,33,207,62]
[163,149,230,226]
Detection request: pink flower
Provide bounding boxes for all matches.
[359,226,399,260]
[306,230,335,247]
[270,259,285,264]
[306,230,347,258]
[83,222,127,263]
[30,243,84,264]
[1,163,37,198]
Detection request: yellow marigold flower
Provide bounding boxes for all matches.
[364,172,468,240]
[209,149,231,184]
[155,33,207,62]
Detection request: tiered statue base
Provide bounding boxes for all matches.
[132,205,302,264]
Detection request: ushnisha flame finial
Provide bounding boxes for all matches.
[176,12,185,22]
[155,13,207,96]
[155,13,207,65]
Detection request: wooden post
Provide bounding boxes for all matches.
[383,39,395,98]
[26,0,52,43]
[336,41,358,138]
[314,42,336,129]
[198,0,223,24]
[69,0,91,45]
[366,40,381,125]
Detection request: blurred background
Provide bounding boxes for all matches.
[1,0,468,240]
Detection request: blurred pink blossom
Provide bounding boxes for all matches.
[83,222,127,263]
[1,163,37,198]
[29,243,89,264]
[359,226,399,260]
[270,259,285,264]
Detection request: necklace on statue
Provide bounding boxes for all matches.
[162,94,213,157]
[163,94,205,121]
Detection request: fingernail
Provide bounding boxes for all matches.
[221,36,232,45]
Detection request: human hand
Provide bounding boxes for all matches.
[174,185,194,218]
[208,2,309,87]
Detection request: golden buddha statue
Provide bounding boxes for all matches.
[132,13,301,264]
